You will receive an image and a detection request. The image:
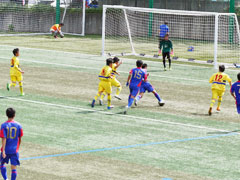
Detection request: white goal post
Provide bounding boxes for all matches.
[102,5,240,68]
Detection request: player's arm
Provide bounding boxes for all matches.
[227,76,232,87]
[209,74,214,83]
[115,60,123,69]
[2,138,6,158]
[170,40,173,54]
[230,85,236,100]
[126,70,132,86]
[14,61,24,74]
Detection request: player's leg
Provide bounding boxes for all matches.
[112,78,122,100]
[167,52,171,70]
[100,91,106,105]
[124,86,139,114]
[217,91,224,111]
[11,165,17,180]
[162,52,167,71]
[10,153,20,180]
[0,162,7,180]
[135,92,144,106]
[92,82,103,108]
[7,76,17,91]
[105,82,113,110]
[18,75,24,96]
[209,89,218,115]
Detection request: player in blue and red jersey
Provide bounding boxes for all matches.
[124,60,147,114]
[134,63,165,106]
[0,108,23,180]
[230,73,240,114]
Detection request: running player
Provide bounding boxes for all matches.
[100,57,122,105]
[91,58,113,110]
[134,63,165,106]
[124,60,147,114]
[230,73,240,114]
[7,48,24,96]
[159,34,173,71]
[208,65,232,115]
[0,108,23,180]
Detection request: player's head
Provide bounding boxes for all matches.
[237,73,240,81]
[13,48,19,57]
[59,23,64,27]
[136,60,143,68]
[164,21,168,25]
[106,58,113,67]
[6,108,16,119]
[113,57,120,64]
[164,34,169,40]
[142,63,148,69]
[219,65,225,72]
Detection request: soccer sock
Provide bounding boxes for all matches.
[107,95,111,107]
[0,164,7,180]
[153,92,161,102]
[169,59,171,68]
[11,169,17,180]
[10,83,16,88]
[128,97,134,108]
[19,82,23,94]
[116,86,122,96]
[163,59,166,68]
[210,99,215,108]
[100,92,106,100]
[94,93,100,101]
[217,97,222,108]
[135,95,142,102]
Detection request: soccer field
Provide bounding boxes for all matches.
[0,35,239,180]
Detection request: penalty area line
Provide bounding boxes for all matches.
[20,132,238,161]
[0,96,230,133]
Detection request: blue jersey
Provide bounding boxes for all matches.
[0,120,23,154]
[129,67,147,87]
[231,81,240,105]
[159,24,169,38]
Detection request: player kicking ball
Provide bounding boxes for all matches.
[91,58,114,110]
[100,57,123,105]
[208,65,232,116]
[0,108,23,180]
[7,48,25,96]
[230,73,240,114]
[134,63,165,106]
[124,60,147,114]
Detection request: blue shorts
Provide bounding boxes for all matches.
[237,104,240,114]
[140,82,154,93]
[129,85,140,97]
[1,153,20,166]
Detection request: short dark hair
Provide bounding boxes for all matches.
[142,63,148,69]
[164,34,169,38]
[60,23,64,26]
[6,108,16,118]
[136,60,143,68]
[237,73,240,81]
[13,48,19,56]
[164,21,168,25]
[219,65,225,72]
[106,58,113,66]
[113,57,120,63]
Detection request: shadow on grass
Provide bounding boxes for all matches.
[207,130,240,135]
[191,113,210,117]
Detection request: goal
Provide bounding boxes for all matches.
[102,5,240,68]
[0,0,85,36]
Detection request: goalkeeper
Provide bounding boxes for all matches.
[50,23,64,38]
[159,34,173,71]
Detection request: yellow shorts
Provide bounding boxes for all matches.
[110,78,121,87]
[212,89,224,99]
[98,81,112,94]
[10,75,23,82]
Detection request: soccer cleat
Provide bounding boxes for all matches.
[99,99,103,106]
[169,67,172,71]
[20,92,25,96]
[123,106,129,114]
[54,35,58,39]
[114,95,122,100]
[107,105,114,110]
[134,99,138,106]
[91,100,95,108]
[7,83,10,91]
[208,107,212,116]
[216,107,221,111]
[164,67,167,71]
[158,100,165,106]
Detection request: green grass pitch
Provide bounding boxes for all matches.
[0,35,239,180]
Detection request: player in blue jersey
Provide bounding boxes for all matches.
[158,21,169,40]
[124,60,147,114]
[0,108,23,180]
[134,63,165,106]
[230,73,240,114]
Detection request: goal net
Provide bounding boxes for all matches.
[0,0,85,36]
[102,5,240,67]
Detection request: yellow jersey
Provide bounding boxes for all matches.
[10,56,22,77]
[98,65,112,81]
[209,72,232,91]
[111,63,118,78]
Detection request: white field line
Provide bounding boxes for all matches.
[1,44,238,72]
[0,96,230,133]
[0,57,208,83]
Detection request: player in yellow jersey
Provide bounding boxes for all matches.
[91,58,113,110]
[99,57,122,105]
[7,48,25,96]
[208,65,232,115]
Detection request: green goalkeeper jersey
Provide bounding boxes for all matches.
[160,40,173,53]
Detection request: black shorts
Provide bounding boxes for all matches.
[162,52,170,60]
